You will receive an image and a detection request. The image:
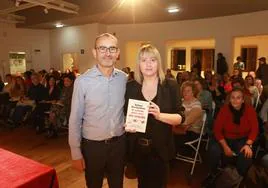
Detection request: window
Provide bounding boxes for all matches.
[191,49,215,71]
[9,52,26,75]
[171,48,186,71]
[241,46,257,71]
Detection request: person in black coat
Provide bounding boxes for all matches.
[124,44,185,188]
[216,53,228,77]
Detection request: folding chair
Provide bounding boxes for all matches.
[175,111,207,176]
[254,93,260,110]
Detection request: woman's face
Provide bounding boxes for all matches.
[64,77,73,87]
[194,81,203,92]
[139,53,158,78]
[230,91,244,109]
[183,86,194,101]
[246,76,253,85]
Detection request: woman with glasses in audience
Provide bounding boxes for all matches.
[124,44,185,188]
[202,88,259,187]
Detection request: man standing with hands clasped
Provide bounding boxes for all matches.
[69,33,127,188]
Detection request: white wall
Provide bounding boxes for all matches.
[107,10,268,73]
[49,23,107,74]
[2,10,268,77]
[0,23,50,77]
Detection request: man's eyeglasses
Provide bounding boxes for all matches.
[96,46,118,53]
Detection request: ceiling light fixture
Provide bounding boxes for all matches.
[55,23,64,28]
[168,7,180,13]
[44,8,48,14]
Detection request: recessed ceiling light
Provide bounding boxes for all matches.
[168,7,180,13]
[55,23,64,28]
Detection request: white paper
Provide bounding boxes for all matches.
[125,99,149,133]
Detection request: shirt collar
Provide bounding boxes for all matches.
[90,65,119,78]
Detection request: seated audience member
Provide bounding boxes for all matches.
[0,76,4,92]
[222,73,232,94]
[23,71,32,92]
[204,69,213,89]
[202,88,259,186]
[194,79,213,112]
[4,76,26,119]
[260,98,268,149]
[33,75,60,132]
[3,74,13,94]
[10,73,48,127]
[244,154,268,187]
[10,76,26,98]
[194,78,213,132]
[46,74,74,137]
[176,72,183,86]
[255,79,263,100]
[245,75,259,106]
[165,68,175,80]
[248,71,256,80]
[181,71,191,83]
[230,68,243,81]
[128,71,135,82]
[225,78,252,105]
[173,81,203,152]
[208,74,225,116]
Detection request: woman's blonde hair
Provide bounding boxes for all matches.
[134,44,165,84]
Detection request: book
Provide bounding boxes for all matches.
[125,99,149,133]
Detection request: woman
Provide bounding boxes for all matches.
[245,75,259,106]
[124,44,184,188]
[222,73,232,94]
[194,79,213,112]
[203,88,259,186]
[46,73,74,137]
[10,76,26,98]
[173,81,203,151]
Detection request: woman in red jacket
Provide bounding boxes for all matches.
[203,87,259,186]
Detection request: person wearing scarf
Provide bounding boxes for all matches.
[202,88,259,187]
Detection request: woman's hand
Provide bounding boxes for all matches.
[124,124,136,133]
[148,101,160,120]
[223,146,234,157]
[240,145,253,158]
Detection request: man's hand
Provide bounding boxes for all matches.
[240,145,253,158]
[72,158,85,172]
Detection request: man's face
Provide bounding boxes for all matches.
[92,36,120,68]
[31,75,40,85]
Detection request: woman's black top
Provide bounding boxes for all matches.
[124,79,183,161]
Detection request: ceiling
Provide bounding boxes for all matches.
[1,0,268,29]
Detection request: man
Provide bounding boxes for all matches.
[69,33,127,188]
[233,56,245,71]
[256,57,268,87]
[216,53,228,77]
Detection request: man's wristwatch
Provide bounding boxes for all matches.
[245,144,253,149]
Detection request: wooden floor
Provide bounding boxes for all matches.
[0,124,208,188]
